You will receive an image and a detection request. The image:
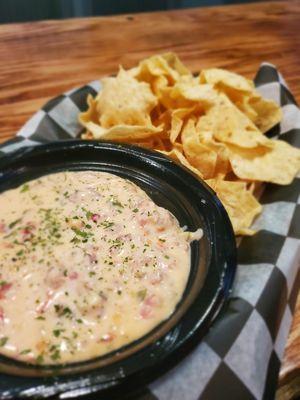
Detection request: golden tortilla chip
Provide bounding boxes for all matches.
[79,94,99,126]
[162,52,191,76]
[205,178,262,235]
[81,121,162,142]
[204,94,271,148]
[151,75,169,97]
[199,68,254,94]
[159,88,192,110]
[96,68,158,128]
[160,78,219,111]
[181,119,217,179]
[159,148,203,179]
[186,116,231,177]
[171,79,219,106]
[228,139,300,185]
[151,108,171,135]
[233,95,258,122]
[131,52,191,85]
[249,94,282,133]
[202,140,231,177]
[169,107,196,143]
[170,111,184,144]
[199,69,282,134]
[226,92,282,133]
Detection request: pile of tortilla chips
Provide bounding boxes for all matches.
[79,53,300,235]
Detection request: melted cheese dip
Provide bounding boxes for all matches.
[0,171,202,364]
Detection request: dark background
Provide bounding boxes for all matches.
[0,0,268,24]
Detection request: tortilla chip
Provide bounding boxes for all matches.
[181,119,217,179]
[96,68,158,129]
[233,95,258,122]
[131,52,191,85]
[228,139,300,185]
[249,94,282,133]
[159,78,219,111]
[169,108,197,143]
[159,148,203,179]
[187,116,232,176]
[170,111,184,144]
[199,68,254,94]
[204,94,271,148]
[79,94,99,126]
[205,178,262,234]
[151,75,169,97]
[151,108,171,135]
[203,140,231,177]
[81,121,162,142]
[159,87,193,110]
[171,79,219,106]
[199,69,282,133]
[162,52,191,76]
[183,138,217,179]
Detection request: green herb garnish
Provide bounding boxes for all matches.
[8,218,21,229]
[137,289,147,301]
[20,349,31,355]
[54,304,72,317]
[50,349,61,361]
[0,337,8,347]
[36,354,44,364]
[20,184,29,193]
[100,220,114,229]
[85,210,93,220]
[36,316,45,321]
[72,228,91,238]
[53,329,64,337]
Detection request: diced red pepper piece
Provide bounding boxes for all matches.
[0,283,12,299]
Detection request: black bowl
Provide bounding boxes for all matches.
[0,140,236,399]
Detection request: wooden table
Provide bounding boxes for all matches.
[0,1,299,398]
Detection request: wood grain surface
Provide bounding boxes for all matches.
[0,1,299,397]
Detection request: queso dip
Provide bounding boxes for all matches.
[0,171,202,364]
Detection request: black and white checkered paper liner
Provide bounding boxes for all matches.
[0,64,299,400]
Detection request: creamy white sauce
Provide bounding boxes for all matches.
[0,171,202,364]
